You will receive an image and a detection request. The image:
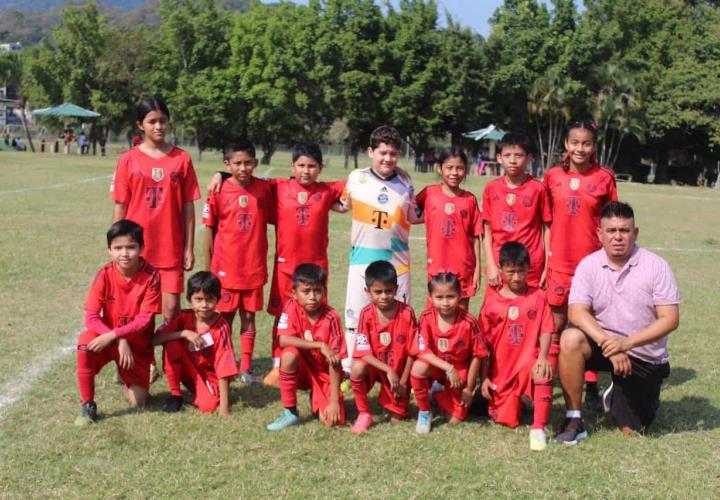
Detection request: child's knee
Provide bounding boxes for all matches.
[350,360,367,379]
[280,349,298,370]
[126,385,148,407]
[411,359,430,376]
[77,330,97,346]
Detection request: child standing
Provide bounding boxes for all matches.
[111,96,200,321]
[349,260,417,434]
[482,132,551,289]
[153,272,238,415]
[75,220,161,425]
[415,146,483,309]
[410,273,488,434]
[480,242,555,451]
[266,264,346,430]
[203,137,272,384]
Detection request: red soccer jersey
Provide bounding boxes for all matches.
[415,184,483,279]
[482,176,551,276]
[157,311,238,380]
[202,177,273,289]
[277,299,347,373]
[411,308,488,367]
[353,302,417,373]
[272,178,345,273]
[479,287,555,389]
[110,147,201,268]
[85,259,161,356]
[543,165,618,273]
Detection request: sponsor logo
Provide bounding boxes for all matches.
[418,333,426,351]
[202,203,210,219]
[357,334,370,351]
[278,313,289,329]
[151,167,164,182]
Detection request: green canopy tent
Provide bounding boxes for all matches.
[32,102,101,118]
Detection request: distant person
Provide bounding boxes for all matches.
[77,132,87,155]
[99,135,107,156]
[63,129,73,155]
[556,201,679,443]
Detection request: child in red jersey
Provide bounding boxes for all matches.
[203,137,272,384]
[480,242,555,451]
[153,272,238,415]
[349,260,417,434]
[111,97,200,321]
[543,119,618,410]
[483,132,551,289]
[415,146,482,310]
[266,264,346,431]
[410,273,488,434]
[75,220,161,425]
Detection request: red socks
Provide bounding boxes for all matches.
[239,329,256,372]
[584,370,599,383]
[279,369,298,408]
[410,374,431,412]
[532,379,553,430]
[76,346,95,402]
[162,343,184,397]
[351,377,370,413]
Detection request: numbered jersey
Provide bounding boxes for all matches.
[353,302,417,373]
[412,308,488,367]
[110,147,200,268]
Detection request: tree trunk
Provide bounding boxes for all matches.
[261,143,276,165]
[655,145,669,184]
[18,97,35,153]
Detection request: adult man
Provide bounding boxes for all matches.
[556,201,680,444]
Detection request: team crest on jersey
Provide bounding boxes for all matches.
[359,173,369,183]
[527,308,537,320]
[438,338,449,352]
[508,306,520,320]
[238,195,249,208]
[587,183,597,193]
[570,178,581,191]
[151,167,164,182]
[380,331,392,346]
[297,191,308,205]
[460,208,468,218]
[522,196,532,207]
[304,329,313,341]
[396,334,407,345]
[506,193,516,206]
[378,193,389,205]
[444,203,455,215]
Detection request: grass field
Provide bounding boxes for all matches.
[1,148,719,497]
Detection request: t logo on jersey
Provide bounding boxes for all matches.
[372,210,390,229]
[145,186,164,208]
[507,324,525,345]
[237,213,253,232]
[296,206,310,225]
[442,219,456,238]
[151,168,164,182]
[565,196,581,216]
[501,211,518,232]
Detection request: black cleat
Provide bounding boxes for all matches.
[162,395,184,413]
[75,400,98,426]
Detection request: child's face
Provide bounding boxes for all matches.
[292,155,322,187]
[189,290,218,320]
[108,235,142,273]
[225,150,257,185]
[438,156,467,189]
[293,282,325,314]
[564,128,596,167]
[496,145,531,178]
[500,263,529,293]
[137,110,168,144]
[365,281,398,312]
[429,283,460,317]
[368,142,400,178]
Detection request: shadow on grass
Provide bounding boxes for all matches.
[664,366,696,388]
[649,396,720,435]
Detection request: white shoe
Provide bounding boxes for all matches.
[530,428,547,451]
[415,410,432,434]
[237,371,259,384]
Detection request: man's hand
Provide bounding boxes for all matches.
[445,365,462,389]
[206,172,223,196]
[486,264,501,288]
[117,338,134,370]
[609,352,632,377]
[182,330,205,350]
[600,335,630,358]
[532,357,553,382]
[320,343,340,366]
[87,331,116,352]
[480,378,496,400]
[321,401,340,426]
[460,387,475,407]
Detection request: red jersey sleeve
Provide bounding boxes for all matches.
[353,307,374,359]
[202,193,218,228]
[84,268,106,314]
[181,157,201,203]
[277,301,300,338]
[110,154,130,204]
[410,311,432,357]
[212,319,239,379]
[327,308,347,358]
[415,186,428,213]
[140,269,162,315]
[539,295,555,336]
[471,194,483,237]
[539,185,552,224]
[481,183,492,222]
[155,313,186,335]
[329,180,346,201]
[267,180,278,225]
[470,317,489,358]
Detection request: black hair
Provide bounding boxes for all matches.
[186,271,221,302]
[106,219,144,248]
[292,142,323,165]
[499,241,530,267]
[601,201,634,220]
[497,132,533,155]
[369,125,402,150]
[427,272,461,295]
[563,118,598,171]
[224,137,256,161]
[364,260,398,288]
[437,146,468,168]
[136,96,170,123]
[292,263,327,288]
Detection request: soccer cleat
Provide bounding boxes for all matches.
[340,378,352,394]
[415,410,432,434]
[162,395,184,413]
[266,409,300,431]
[263,367,280,386]
[602,382,614,413]
[584,389,603,413]
[74,400,98,426]
[350,412,373,434]
[555,417,588,445]
[529,428,548,451]
[237,371,259,384]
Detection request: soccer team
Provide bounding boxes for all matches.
[75,95,658,451]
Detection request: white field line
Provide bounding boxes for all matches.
[0,174,112,195]
[623,191,720,202]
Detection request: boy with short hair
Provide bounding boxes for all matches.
[153,271,238,415]
[338,125,417,374]
[75,220,161,425]
[202,137,272,384]
[266,264,346,430]
[480,242,555,451]
[349,260,417,433]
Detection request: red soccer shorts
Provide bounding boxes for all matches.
[545,268,573,307]
[362,365,409,417]
[217,286,264,313]
[487,365,534,428]
[429,365,470,421]
[157,266,184,294]
[268,266,293,316]
[162,339,224,413]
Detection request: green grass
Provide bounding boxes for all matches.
[1,149,719,497]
